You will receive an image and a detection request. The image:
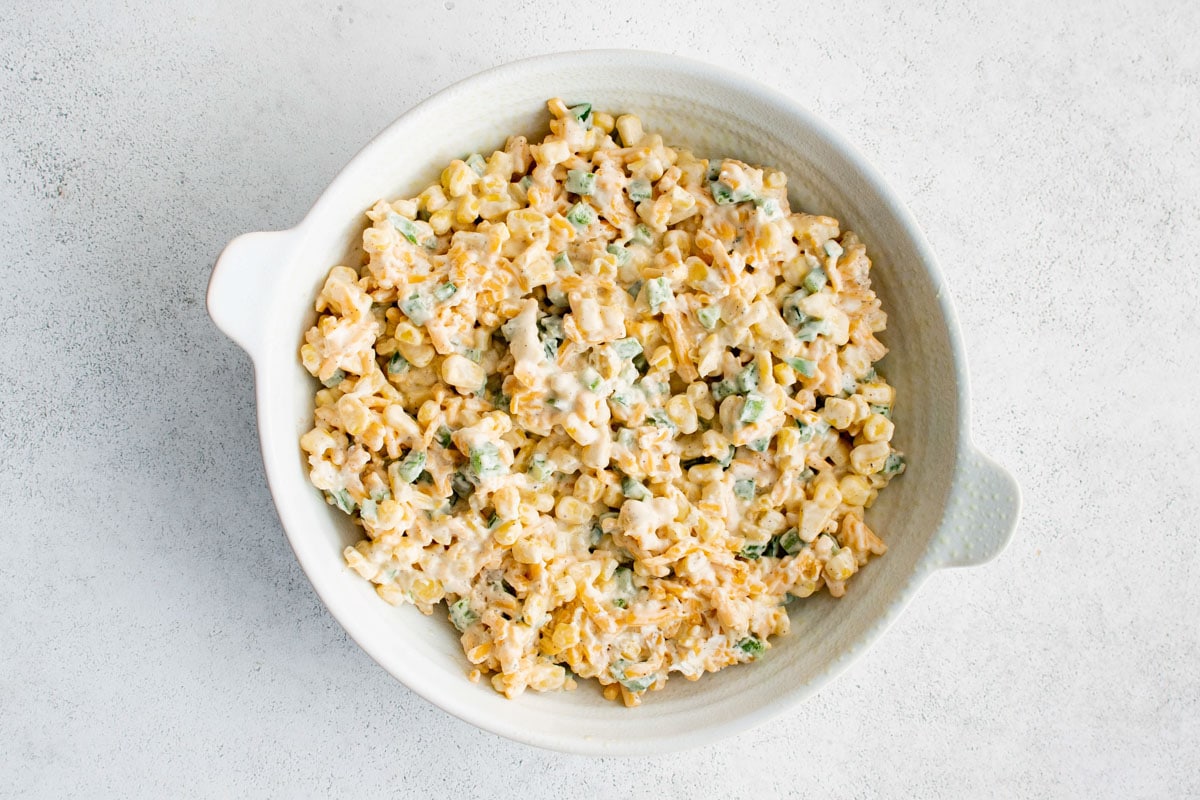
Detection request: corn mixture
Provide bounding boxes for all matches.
[299,99,906,706]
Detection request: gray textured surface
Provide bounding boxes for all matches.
[2,1,1197,797]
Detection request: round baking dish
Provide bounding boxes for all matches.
[207,50,1020,755]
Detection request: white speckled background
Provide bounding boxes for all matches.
[2,0,1197,797]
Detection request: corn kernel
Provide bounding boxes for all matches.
[850,442,891,475]
[860,413,895,443]
[555,495,593,524]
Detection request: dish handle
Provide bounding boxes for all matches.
[207,230,295,357]
[931,446,1021,568]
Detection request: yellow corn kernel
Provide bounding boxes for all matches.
[860,413,895,443]
[506,208,549,240]
[551,622,580,652]
[466,643,491,663]
[429,208,454,235]
[393,321,424,345]
[442,159,477,198]
[441,354,486,393]
[763,170,787,189]
[666,395,699,435]
[696,513,722,542]
[522,252,555,289]
[512,535,546,565]
[555,495,593,525]
[614,114,643,146]
[700,428,731,458]
[417,184,449,212]
[411,577,443,604]
[820,397,856,430]
[536,138,571,166]
[574,474,603,503]
[493,520,522,546]
[839,474,872,507]
[775,362,800,387]
[850,442,891,475]
[493,486,520,520]
[858,382,895,405]
[300,344,320,374]
[455,193,481,226]
[533,492,556,512]
[687,463,724,484]
[398,341,435,368]
[336,394,370,436]
[824,548,858,582]
[648,345,674,371]
[417,399,442,427]
[812,474,842,508]
[375,583,406,606]
[343,545,374,579]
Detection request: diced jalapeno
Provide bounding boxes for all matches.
[628,178,652,202]
[321,369,346,388]
[740,392,767,423]
[527,453,551,482]
[433,282,457,302]
[755,197,780,217]
[566,169,597,196]
[803,266,827,294]
[387,352,409,375]
[646,408,675,430]
[881,453,907,477]
[450,471,473,498]
[330,489,355,514]
[778,528,804,555]
[394,450,426,484]
[782,292,810,328]
[747,437,770,453]
[740,542,766,560]
[612,337,643,359]
[569,102,592,124]
[710,180,754,205]
[733,478,756,501]
[734,635,765,660]
[631,222,653,244]
[711,380,736,403]
[785,357,816,378]
[716,445,736,468]
[464,153,487,175]
[387,212,420,244]
[735,363,759,393]
[609,659,654,692]
[795,318,829,342]
[871,404,892,419]
[645,276,672,312]
[399,292,433,325]
[621,475,649,500]
[823,239,844,259]
[553,251,572,270]
[435,425,453,448]
[470,442,505,479]
[606,243,630,264]
[566,202,596,228]
[696,304,721,330]
[359,498,377,522]
[613,566,636,608]
[581,366,603,392]
[449,598,478,632]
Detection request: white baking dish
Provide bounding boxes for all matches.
[207,50,1020,755]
